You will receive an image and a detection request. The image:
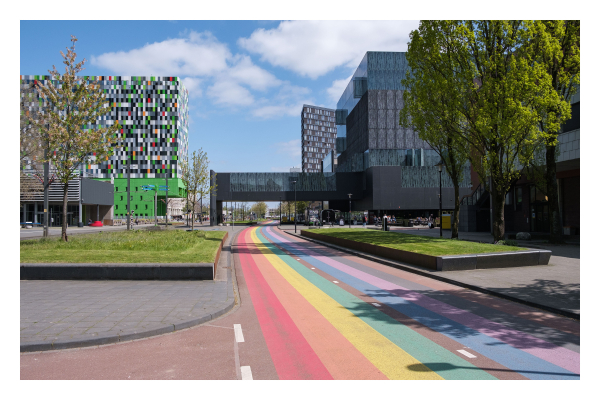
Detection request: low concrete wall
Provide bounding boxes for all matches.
[20,264,215,280]
[213,231,228,279]
[21,232,230,281]
[301,230,551,271]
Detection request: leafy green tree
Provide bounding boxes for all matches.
[530,20,580,243]
[32,36,121,241]
[404,21,567,241]
[181,150,205,230]
[296,201,309,219]
[399,30,471,238]
[252,201,268,219]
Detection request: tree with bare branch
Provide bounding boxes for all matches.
[32,36,121,241]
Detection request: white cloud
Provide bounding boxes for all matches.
[181,77,202,98]
[91,31,230,77]
[207,79,254,107]
[91,31,283,108]
[238,21,419,79]
[273,139,301,159]
[228,55,281,91]
[327,74,352,105]
[251,83,312,119]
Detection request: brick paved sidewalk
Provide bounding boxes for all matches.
[20,226,245,352]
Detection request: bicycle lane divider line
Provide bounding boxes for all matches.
[284,229,580,337]
[241,366,253,380]
[236,228,332,380]
[282,232,581,375]
[230,226,280,381]
[262,231,526,381]
[266,227,579,380]
[252,228,443,380]
[262,228,492,380]
[249,227,387,380]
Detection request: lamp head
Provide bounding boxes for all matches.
[435,161,444,173]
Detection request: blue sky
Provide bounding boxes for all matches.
[20,21,418,175]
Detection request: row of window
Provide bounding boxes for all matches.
[115,204,151,211]
[303,119,335,127]
[304,147,330,154]
[304,125,336,133]
[303,108,334,117]
[305,136,334,143]
[304,157,323,164]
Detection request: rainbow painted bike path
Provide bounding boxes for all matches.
[236,222,580,380]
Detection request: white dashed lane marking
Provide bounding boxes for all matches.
[457,349,477,358]
[372,303,381,307]
[241,366,253,380]
[234,324,245,343]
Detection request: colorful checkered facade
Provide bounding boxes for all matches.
[20,75,189,180]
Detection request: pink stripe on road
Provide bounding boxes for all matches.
[294,232,580,337]
[266,227,580,374]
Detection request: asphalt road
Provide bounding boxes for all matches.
[20,222,580,380]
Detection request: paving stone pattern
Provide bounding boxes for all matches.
[20,279,231,349]
[20,226,244,351]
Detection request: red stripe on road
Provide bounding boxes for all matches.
[237,229,333,380]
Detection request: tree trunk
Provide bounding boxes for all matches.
[451,178,460,239]
[61,182,69,242]
[191,202,195,230]
[546,143,563,244]
[491,184,506,242]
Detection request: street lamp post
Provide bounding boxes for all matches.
[436,161,444,238]
[348,193,352,228]
[292,180,297,233]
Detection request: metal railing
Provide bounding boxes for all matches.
[460,183,486,206]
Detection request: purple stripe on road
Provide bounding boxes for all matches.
[267,227,580,374]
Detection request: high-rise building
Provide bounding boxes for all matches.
[20,75,189,221]
[301,105,337,173]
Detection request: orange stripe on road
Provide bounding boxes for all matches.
[248,228,387,380]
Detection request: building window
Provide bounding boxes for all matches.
[405,149,413,166]
[516,187,523,211]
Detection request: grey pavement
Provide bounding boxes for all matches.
[20,225,247,352]
[280,224,580,317]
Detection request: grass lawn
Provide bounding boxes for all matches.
[310,228,522,256]
[20,230,227,264]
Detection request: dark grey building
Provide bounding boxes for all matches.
[209,52,471,225]
[333,52,471,221]
[20,174,114,227]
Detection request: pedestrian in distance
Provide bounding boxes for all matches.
[88,218,92,226]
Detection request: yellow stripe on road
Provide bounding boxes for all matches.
[249,228,442,380]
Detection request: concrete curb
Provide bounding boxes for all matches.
[20,301,236,353]
[281,228,579,321]
[20,232,240,353]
